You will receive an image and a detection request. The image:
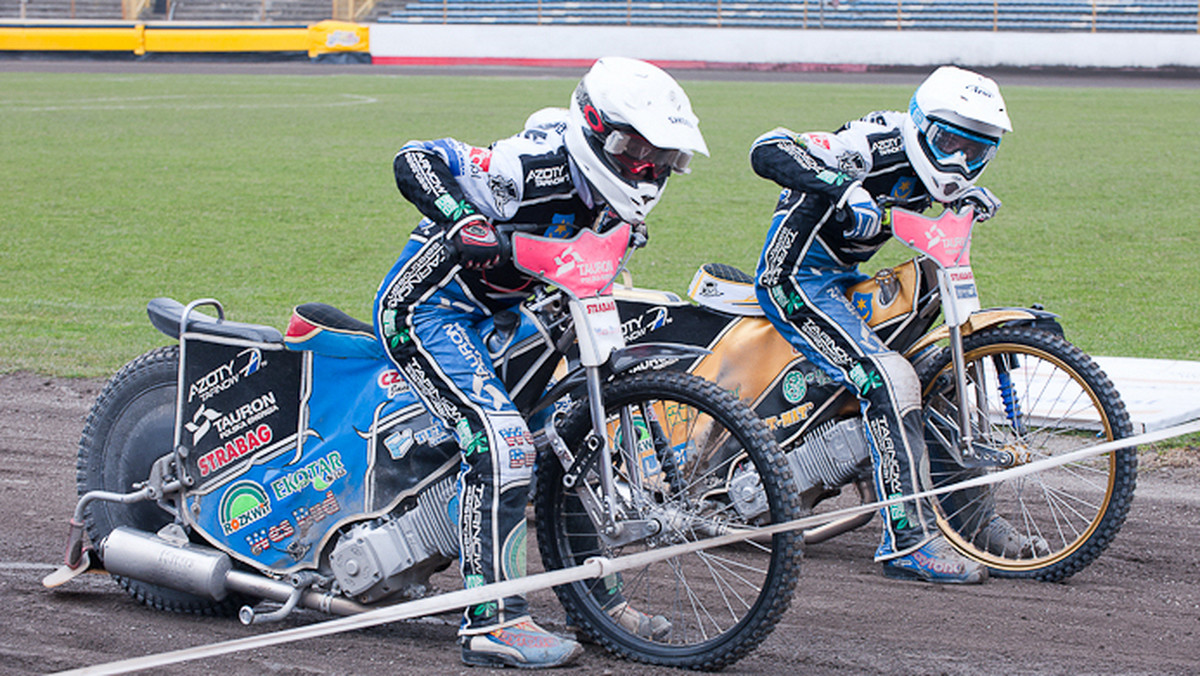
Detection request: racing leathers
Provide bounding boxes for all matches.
[750,111,942,562]
[375,111,613,635]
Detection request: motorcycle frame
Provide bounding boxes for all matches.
[511,222,711,544]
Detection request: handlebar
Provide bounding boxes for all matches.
[875,193,986,222]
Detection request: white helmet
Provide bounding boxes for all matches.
[901,66,1013,202]
[565,57,709,224]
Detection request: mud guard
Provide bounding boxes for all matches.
[528,342,711,417]
[903,306,1063,360]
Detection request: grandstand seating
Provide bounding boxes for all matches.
[0,0,410,21]
[379,0,1200,32]
[2,0,1196,31]
[1,0,123,19]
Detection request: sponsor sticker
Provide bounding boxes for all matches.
[621,305,672,342]
[269,450,348,501]
[198,424,273,477]
[764,402,815,429]
[377,368,411,397]
[292,491,341,535]
[219,480,272,535]
[187,347,262,403]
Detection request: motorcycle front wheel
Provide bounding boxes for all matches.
[918,325,1137,581]
[534,370,801,670]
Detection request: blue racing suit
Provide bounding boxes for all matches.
[750,112,941,561]
[375,110,604,633]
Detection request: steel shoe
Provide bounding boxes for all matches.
[973,515,1051,559]
[607,601,671,641]
[460,620,583,669]
[881,536,988,584]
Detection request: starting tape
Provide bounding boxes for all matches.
[50,417,1200,676]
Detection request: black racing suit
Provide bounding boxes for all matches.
[749,111,943,560]
[375,110,606,633]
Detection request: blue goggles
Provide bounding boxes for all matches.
[923,119,1000,172]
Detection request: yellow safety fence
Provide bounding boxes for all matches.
[0,19,369,58]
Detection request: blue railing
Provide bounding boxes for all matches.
[379,0,1200,31]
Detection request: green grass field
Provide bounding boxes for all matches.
[2,71,1199,377]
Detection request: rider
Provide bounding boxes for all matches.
[375,56,708,668]
[750,65,1034,584]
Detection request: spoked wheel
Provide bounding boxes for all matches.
[534,370,801,670]
[918,326,1137,581]
[77,345,247,614]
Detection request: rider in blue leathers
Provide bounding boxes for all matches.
[750,66,1029,584]
[374,57,707,668]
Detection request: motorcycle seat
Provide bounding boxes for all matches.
[284,303,385,360]
[147,297,283,344]
[687,264,766,317]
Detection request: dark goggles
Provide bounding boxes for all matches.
[603,130,694,181]
[924,119,999,172]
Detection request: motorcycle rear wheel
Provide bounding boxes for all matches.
[77,345,246,615]
[918,325,1137,581]
[534,370,801,670]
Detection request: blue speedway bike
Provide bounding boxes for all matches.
[48,222,802,671]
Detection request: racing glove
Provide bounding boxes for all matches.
[842,185,883,240]
[956,186,1002,222]
[452,215,504,270]
[630,222,649,249]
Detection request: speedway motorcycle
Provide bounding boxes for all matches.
[612,205,1136,581]
[48,222,802,670]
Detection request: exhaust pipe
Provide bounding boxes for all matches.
[102,526,232,600]
[802,478,877,544]
[101,526,367,617]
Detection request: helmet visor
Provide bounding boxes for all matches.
[925,120,999,172]
[603,129,694,181]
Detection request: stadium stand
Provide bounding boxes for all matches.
[1,0,1196,30]
[1,0,123,19]
[379,0,1200,32]
[0,0,410,21]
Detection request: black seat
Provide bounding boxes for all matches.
[293,303,374,337]
[147,297,282,344]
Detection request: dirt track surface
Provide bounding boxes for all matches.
[1,370,1198,676]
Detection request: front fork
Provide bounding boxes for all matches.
[539,365,663,549]
[948,324,975,455]
[946,323,1024,465]
[584,365,621,535]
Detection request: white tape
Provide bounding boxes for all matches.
[50,417,1200,676]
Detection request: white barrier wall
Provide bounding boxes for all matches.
[369,24,1200,69]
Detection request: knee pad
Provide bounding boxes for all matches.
[484,412,537,487]
[873,352,921,413]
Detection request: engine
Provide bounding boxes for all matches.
[786,417,873,508]
[328,474,459,603]
[730,417,873,523]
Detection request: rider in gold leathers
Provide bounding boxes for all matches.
[750,66,1046,584]
[375,57,708,668]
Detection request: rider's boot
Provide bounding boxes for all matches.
[972,515,1051,558]
[460,620,583,669]
[870,407,987,584]
[606,601,672,641]
[568,600,672,643]
[881,535,988,584]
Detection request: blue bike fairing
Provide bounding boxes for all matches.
[188,350,458,571]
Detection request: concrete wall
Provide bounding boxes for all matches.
[368,24,1200,70]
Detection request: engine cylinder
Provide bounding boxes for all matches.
[788,417,872,492]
